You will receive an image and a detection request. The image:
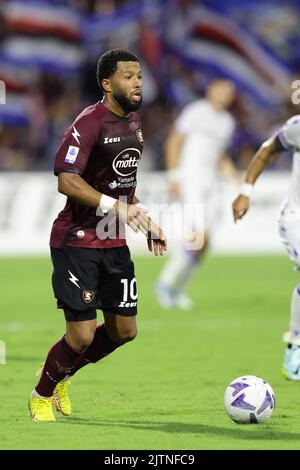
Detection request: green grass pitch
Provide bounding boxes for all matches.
[1,254,300,450]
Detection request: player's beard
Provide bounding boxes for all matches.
[113,91,142,113]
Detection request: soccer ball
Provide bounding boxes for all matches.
[224,375,275,424]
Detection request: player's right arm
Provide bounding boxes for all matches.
[165,129,185,199]
[232,135,280,221]
[232,116,300,222]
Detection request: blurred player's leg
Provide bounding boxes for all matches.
[288,284,300,342]
[156,232,208,309]
[279,207,300,380]
[156,247,192,308]
[174,245,205,309]
[156,182,215,310]
[282,284,300,380]
[156,246,200,309]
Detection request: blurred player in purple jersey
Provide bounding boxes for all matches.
[29,49,167,422]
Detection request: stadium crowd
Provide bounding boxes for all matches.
[1,0,300,172]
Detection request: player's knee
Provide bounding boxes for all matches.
[114,326,137,344]
[71,331,94,353]
[193,249,202,260]
[122,327,137,343]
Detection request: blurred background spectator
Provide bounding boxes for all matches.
[1,0,300,172]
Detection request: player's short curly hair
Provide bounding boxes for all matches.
[97,49,140,91]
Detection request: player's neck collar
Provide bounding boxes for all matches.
[101,100,130,120]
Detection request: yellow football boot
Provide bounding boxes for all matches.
[37,362,72,416]
[28,396,56,422]
[52,379,72,416]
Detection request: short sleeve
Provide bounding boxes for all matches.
[174,102,200,135]
[54,113,99,176]
[278,115,300,150]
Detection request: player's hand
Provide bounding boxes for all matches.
[170,181,181,199]
[114,201,167,255]
[232,195,250,222]
[114,200,150,233]
[146,218,167,256]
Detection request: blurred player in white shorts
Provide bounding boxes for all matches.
[233,114,300,380]
[156,80,241,309]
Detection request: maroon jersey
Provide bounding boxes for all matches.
[50,101,143,249]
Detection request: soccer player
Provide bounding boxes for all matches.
[156,80,240,309]
[232,114,300,380]
[28,49,167,421]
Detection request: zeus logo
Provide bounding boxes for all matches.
[104,136,121,144]
[71,126,81,145]
[119,301,137,307]
[68,270,81,289]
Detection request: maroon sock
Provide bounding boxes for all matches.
[35,336,80,397]
[70,324,121,376]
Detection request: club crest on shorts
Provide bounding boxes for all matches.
[136,128,143,144]
[82,290,95,304]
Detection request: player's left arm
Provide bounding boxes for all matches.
[218,152,242,184]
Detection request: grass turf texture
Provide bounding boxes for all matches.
[0,254,299,450]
